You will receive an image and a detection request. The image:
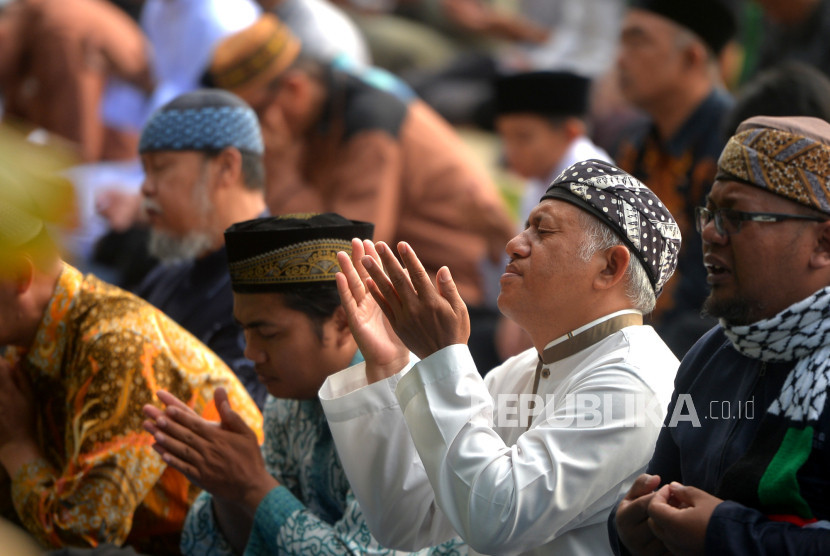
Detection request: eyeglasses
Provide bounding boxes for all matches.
[695,206,828,237]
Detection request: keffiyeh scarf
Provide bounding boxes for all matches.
[717,287,830,524]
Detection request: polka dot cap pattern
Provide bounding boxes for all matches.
[542,159,681,296]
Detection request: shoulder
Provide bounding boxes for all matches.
[484,348,539,390]
[613,116,653,166]
[74,274,228,372]
[591,325,680,397]
[674,325,736,390]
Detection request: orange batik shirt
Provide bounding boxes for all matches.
[2,264,262,554]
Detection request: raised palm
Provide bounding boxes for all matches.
[336,240,409,382]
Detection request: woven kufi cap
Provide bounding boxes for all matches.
[717,115,830,214]
[139,89,263,155]
[207,14,301,104]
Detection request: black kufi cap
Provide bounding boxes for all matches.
[632,0,737,54]
[225,213,374,293]
[494,71,591,117]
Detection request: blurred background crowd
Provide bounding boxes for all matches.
[4,1,830,554]
[2,0,830,362]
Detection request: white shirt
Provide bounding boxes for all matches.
[102,0,260,131]
[518,136,612,227]
[320,311,679,555]
[500,0,624,78]
[274,0,370,66]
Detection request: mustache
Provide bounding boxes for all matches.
[142,198,162,215]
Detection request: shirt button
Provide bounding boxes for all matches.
[542,369,550,378]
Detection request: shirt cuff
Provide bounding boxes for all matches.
[319,356,415,423]
[254,486,304,532]
[396,344,475,411]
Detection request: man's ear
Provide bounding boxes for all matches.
[563,117,586,142]
[683,40,708,71]
[214,147,243,188]
[594,245,630,291]
[278,70,309,110]
[810,220,830,269]
[331,305,354,348]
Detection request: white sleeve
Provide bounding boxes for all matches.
[319,359,460,550]
[396,344,666,555]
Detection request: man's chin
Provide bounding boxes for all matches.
[702,292,759,326]
[148,229,212,264]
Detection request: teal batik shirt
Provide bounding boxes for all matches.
[180,364,465,555]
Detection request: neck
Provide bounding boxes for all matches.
[523,301,635,354]
[208,189,266,253]
[646,80,714,141]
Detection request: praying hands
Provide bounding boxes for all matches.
[142,388,277,513]
[616,473,722,556]
[336,240,470,380]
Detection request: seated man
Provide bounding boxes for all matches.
[615,0,736,356]
[492,70,612,359]
[136,88,269,408]
[142,214,464,554]
[320,160,682,554]
[609,116,830,554]
[0,142,263,554]
[493,70,611,228]
[206,15,516,371]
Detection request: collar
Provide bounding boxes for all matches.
[25,263,83,379]
[539,310,643,365]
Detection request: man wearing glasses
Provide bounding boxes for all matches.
[609,115,830,554]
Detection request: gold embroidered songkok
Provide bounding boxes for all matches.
[225,213,374,292]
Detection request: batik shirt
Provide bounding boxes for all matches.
[615,89,733,356]
[181,395,466,555]
[3,264,263,554]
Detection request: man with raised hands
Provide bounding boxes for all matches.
[320,159,682,555]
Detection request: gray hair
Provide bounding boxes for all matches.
[576,211,657,314]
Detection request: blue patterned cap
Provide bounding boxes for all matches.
[139,89,264,155]
[542,159,681,296]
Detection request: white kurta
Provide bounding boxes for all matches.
[320,312,679,555]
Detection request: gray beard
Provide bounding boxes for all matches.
[146,162,216,265]
[148,228,214,265]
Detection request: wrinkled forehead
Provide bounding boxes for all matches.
[527,198,585,224]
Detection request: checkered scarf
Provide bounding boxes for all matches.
[715,287,830,523]
[723,287,830,423]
